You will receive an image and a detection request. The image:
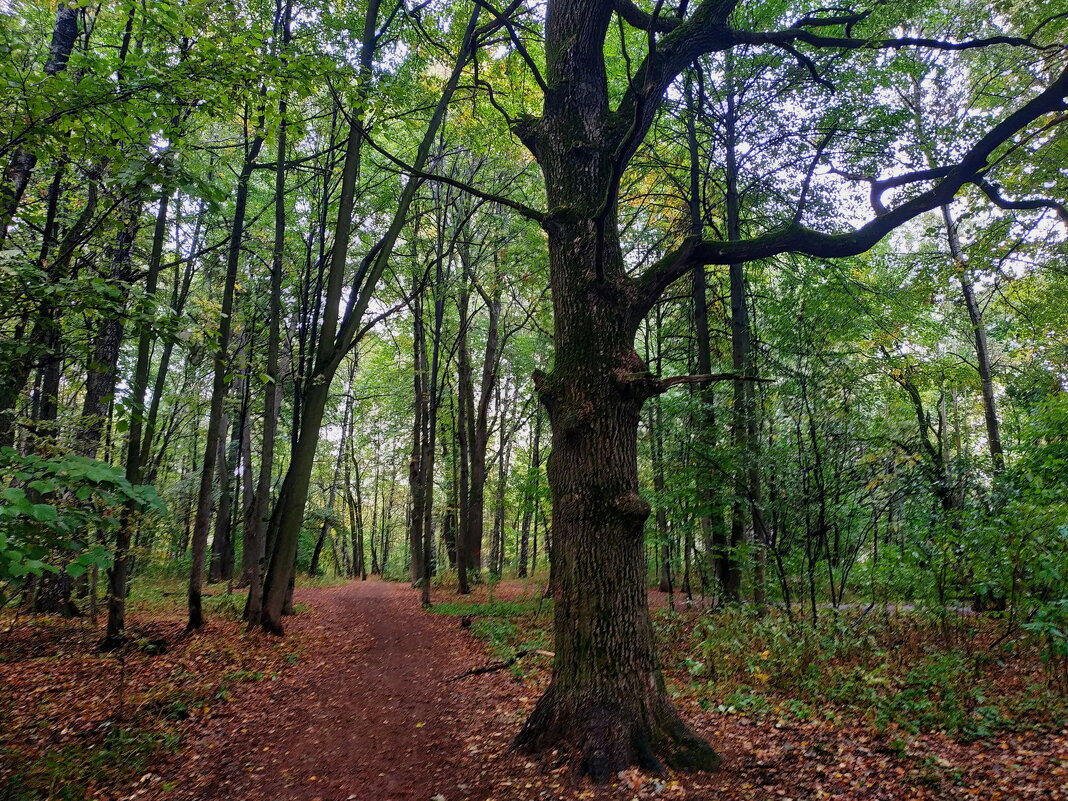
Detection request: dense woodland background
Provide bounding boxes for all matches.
[1,0,1068,796]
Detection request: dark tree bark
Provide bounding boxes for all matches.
[188,123,264,630]
[78,204,138,458]
[311,376,354,577]
[645,313,673,597]
[458,249,501,580]
[724,62,767,604]
[103,184,170,649]
[260,4,480,632]
[683,70,727,596]
[512,7,723,775]
[243,1,291,613]
[489,380,516,577]
[455,287,474,593]
[408,291,429,585]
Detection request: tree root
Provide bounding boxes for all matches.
[515,686,720,783]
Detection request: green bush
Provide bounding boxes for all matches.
[0,448,164,594]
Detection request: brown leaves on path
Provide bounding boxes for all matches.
[140,579,523,801]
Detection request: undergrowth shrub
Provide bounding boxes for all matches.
[676,607,1066,739]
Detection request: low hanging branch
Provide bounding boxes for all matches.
[449,649,555,681]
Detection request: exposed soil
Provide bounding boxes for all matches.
[139,579,526,801]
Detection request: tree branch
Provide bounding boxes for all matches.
[658,372,771,389]
[361,127,545,223]
[472,0,548,92]
[734,22,1063,56]
[628,61,1068,328]
[976,178,1068,225]
[614,0,680,33]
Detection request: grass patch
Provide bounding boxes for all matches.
[429,595,552,675]
[431,600,543,618]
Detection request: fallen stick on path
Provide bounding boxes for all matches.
[449,649,554,681]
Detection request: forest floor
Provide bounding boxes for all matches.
[2,578,1067,801]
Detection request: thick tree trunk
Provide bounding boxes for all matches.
[515,177,717,782]
[518,347,716,777]
[514,4,719,774]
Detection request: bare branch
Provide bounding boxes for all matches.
[473,0,548,92]
[793,128,837,223]
[361,127,545,223]
[735,22,1064,56]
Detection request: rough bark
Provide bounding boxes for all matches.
[511,1,724,778]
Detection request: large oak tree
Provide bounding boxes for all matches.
[459,0,1068,780]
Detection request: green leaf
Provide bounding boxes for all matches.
[30,503,58,522]
[65,562,87,578]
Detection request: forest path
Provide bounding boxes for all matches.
[146,579,523,801]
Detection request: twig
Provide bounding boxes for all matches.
[449,649,554,681]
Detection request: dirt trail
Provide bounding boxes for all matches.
[145,579,523,801]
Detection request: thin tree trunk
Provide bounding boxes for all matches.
[188,124,265,630]
[103,183,170,648]
[455,287,474,593]
[517,410,542,578]
[942,205,1004,474]
[409,292,428,585]
[260,3,479,632]
[0,3,79,243]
